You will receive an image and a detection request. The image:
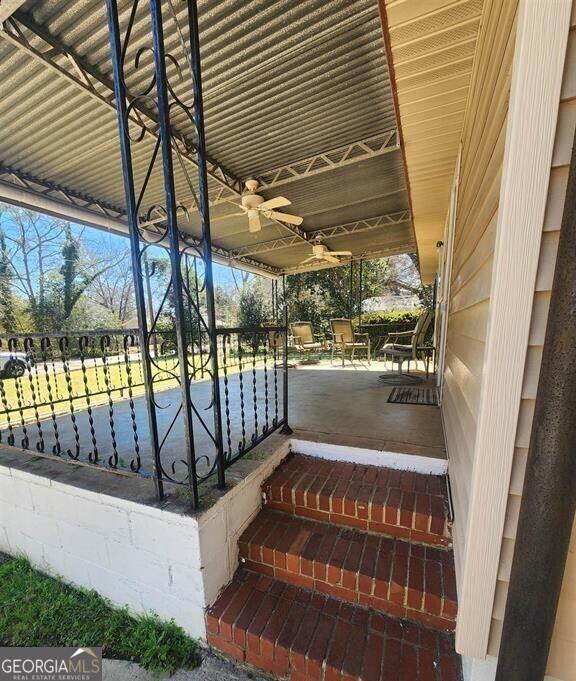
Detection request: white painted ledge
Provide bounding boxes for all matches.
[290,438,448,475]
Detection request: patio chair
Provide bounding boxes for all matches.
[378,308,433,384]
[329,318,371,366]
[290,322,327,361]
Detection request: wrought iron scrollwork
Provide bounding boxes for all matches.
[106,0,224,505]
[0,2,292,508]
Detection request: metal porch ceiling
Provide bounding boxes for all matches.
[0,0,415,276]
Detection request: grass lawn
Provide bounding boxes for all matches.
[0,349,271,428]
[0,556,200,675]
[0,355,180,427]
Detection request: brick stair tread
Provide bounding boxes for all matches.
[239,509,457,631]
[207,568,462,681]
[264,454,451,547]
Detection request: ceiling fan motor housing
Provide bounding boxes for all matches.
[312,243,328,256]
[241,193,265,209]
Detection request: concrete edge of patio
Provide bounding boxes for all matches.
[291,428,446,461]
[0,432,292,519]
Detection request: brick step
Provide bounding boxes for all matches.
[239,509,457,632]
[207,569,462,681]
[263,454,451,547]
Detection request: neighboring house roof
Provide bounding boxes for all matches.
[363,292,420,311]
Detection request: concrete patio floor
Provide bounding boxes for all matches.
[289,361,444,458]
[3,360,445,479]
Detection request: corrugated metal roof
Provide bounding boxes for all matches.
[0,0,414,274]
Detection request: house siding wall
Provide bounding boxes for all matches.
[442,0,518,588]
[488,8,576,680]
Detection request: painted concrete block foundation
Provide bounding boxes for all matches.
[0,435,291,642]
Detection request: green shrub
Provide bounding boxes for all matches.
[354,308,432,349]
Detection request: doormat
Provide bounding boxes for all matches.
[387,386,439,406]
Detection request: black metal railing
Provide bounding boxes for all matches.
[0,321,290,502]
[217,326,288,466]
[0,329,174,470]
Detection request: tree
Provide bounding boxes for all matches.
[0,204,119,331]
[87,245,136,325]
[0,203,67,330]
[284,254,435,331]
[0,228,17,332]
[285,259,392,333]
[230,268,253,293]
[44,225,114,330]
[237,279,271,328]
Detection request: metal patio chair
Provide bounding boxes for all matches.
[378,308,433,384]
[290,321,327,361]
[329,318,371,366]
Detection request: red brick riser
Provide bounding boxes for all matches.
[239,510,457,633]
[207,455,461,679]
[264,455,451,548]
[207,569,461,681]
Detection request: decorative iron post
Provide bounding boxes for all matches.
[358,258,363,328]
[280,275,292,435]
[349,260,355,318]
[106,0,225,506]
[186,0,225,489]
[148,0,202,505]
[105,0,164,501]
[143,253,158,359]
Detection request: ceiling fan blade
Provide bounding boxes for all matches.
[323,254,341,264]
[328,251,352,257]
[259,196,291,210]
[300,255,318,264]
[266,210,303,226]
[248,212,262,233]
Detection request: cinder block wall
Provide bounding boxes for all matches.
[0,435,291,642]
[0,464,206,638]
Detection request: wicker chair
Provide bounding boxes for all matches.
[329,318,371,366]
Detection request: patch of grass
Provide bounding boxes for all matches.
[0,353,268,428]
[0,556,200,675]
[243,448,268,461]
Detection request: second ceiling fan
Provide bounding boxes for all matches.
[300,236,352,265]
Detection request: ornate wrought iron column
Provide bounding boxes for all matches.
[105,0,225,506]
[105,0,163,501]
[186,0,225,489]
[348,260,354,318]
[358,258,363,328]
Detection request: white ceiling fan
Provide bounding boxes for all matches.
[300,237,352,265]
[218,179,304,233]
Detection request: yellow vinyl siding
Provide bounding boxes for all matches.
[442,0,518,588]
[488,14,576,680]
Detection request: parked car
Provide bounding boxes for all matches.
[0,352,28,379]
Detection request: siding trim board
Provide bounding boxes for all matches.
[454,0,572,659]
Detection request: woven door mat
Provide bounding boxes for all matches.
[387,386,439,406]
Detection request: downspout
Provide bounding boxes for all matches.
[495,136,576,680]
